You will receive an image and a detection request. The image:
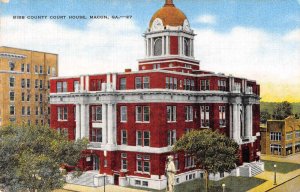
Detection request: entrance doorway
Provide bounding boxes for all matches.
[114,174,119,185]
[92,155,100,170]
[242,146,250,163]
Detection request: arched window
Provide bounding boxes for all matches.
[184,39,190,56]
[154,38,162,56]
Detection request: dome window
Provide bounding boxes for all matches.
[154,38,162,56]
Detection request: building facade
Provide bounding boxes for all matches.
[0,46,58,127]
[50,0,261,189]
[261,116,300,156]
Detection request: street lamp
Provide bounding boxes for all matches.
[103,173,107,192]
[222,183,226,192]
[273,164,277,185]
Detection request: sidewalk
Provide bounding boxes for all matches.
[54,184,148,192]
[247,165,300,192]
[260,153,300,164]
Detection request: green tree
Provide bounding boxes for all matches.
[272,101,292,120]
[173,129,239,192]
[260,110,271,124]
[0,124,88,192]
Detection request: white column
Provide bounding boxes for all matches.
[75,104,81,140]
[80,76,84,92]
[162,36,165,55]
[145,39,147,57]
[150,38,153,56]
[178,36,182,55]
[190,39,193,57]
[237,104,241,140]
[245,105,251,138]
[106,73,111,91]
[182,36,185,56]
[107,104,114,145]
[102,104,107,145]
[85,105,90,138]
[250,105,253,137]
[232,104,238,141]
[229,104,233,138]
[166,36,169,55]
[85,76,89,91]
[80,104,86,138]
[112,73,116,91]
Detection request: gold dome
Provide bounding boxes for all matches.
[149,0,187,28]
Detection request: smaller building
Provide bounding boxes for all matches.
[260,116,300,156]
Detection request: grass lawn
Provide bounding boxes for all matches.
[263,160,300,173]
[128,176,266,192]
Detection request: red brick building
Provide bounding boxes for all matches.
[50,0,261,189]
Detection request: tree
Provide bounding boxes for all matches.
[260,110,271,124]
[0,124,88,192]
[173,129,239,192]
[272,101,292,120]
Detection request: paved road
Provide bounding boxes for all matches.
[268,175,300,192]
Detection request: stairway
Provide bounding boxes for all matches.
[67,171,99,187]
[247,162,264,177]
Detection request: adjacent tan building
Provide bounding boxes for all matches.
[260,116,300,156]
[0,46,58,126]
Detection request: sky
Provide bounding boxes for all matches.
[0,0,299,102]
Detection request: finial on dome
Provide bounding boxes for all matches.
[164,0,175,7]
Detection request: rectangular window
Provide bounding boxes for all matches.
[91,128,102,142]
[186,79,190,90]
[10,105,15,115]
[169,77,173,89]
[143,77,150,89]
[47,66,50,74]
[120,106,127,122]
[35,94,38,102]
[57,107,68,121]
[63,82,67,92]
[286,132,293,140]
[74,81,79,92]
[121,156,127,170]
[136,130,150,147]
[167,130,176,146]
[121,130,127,145]
[39,94,43,102]
[120,78,126,90]
[9,77,15,87]
[26,79,30,88]
[136,106,142,122]
[35,65,38,73]
[270,144,281,155]
[136,131,142,146]
[174,78,178,89]
[27,94,30,102]
[40,106,43,115]
[39,65,43,74]
[200,106,210,128]
[185,155,195,168]
[167,106,176,122]
[22,106,26,116]
[143,106,150,122]
[22,92,25,101]
[27,64,30,73]
[296,130,300,138]
[35,106,39,115]
[21,78,25,88]
[21,63,25,72]
[270,132,282,141]
[191,80,195,90]
[185,106,193,121]
[201,80,210,91]
[39,80,43,89]
[35,79,39,89]
[135,77,142,89]
[136,154,150,173]
[92,106,102,122]
[218,80,227,91]
[9,92,14,101]
[27,106,31,115]
[9,62,15,71]
[219,106,226,127]
[143,131,150,147]
[57,82,62,92]
[166,77,170,89]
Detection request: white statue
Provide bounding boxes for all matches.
[165,155,176,192]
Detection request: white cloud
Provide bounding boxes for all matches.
[0,0,9,3]
[196,14,217,25]
[283,29,300,42]
[0,16,144,76]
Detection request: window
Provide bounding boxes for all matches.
[234,82,241,92]
[40,106,43,115]
[74,81,79,92]
[191,80,195,90]
[135,77,142,89]
[34,65,38,73]
[121,153,127,170]
[270,144,281,155]
[63,82,67,92]
[270,132,281,141]
[143,77,150,89]
[185,106,193,121]
[57,82,62,92]
[39,80,43,89]
[136,130,150,147]
[167,130,176,146]
[184,38,190,56]
[121,130,127,145]
[136,154,150,173]
[296,130,300,138]
[154,37,162,56]
[167,106,176,122]
[47,80,50,89]
[22,106,26,116]
[9,92,14,101]
[91,128,102,142]
[9,77,15,87]
[47,66,50,74]
[57,128,68,137]
[27,94,30,102]
[35,79,39,89]
[35,106,39,115]
[27,106,31,115]
[142,181,149,187]
[10,105,15,115]
[136,106,150,122]
[135,180,141,185]
[286,132,293,140]
[57,107,68,121]
[219,106,226,127]
[39,65,43,74]
[26,79,30,88]
[39,94,43,102]
[120,106,127,122]
[21,63,25,72]
[35,94,38,102]
[21,79,25,88]
[200,106,210,128]
[185,154,195,168]
[218,80,226,91]
[120,78,126,90]
[200,80,210,91]
[174,78,178,89]
[166,77,178,90]
[153,64,160,69]
[26,64,30,73]
[92,106,102,122]
[52,67,56,76]
[9,62,15,71]
[286,143,293,155]
[22,92,25,101]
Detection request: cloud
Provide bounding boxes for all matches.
[0,17,144,76]
[196,14,217,25]
[194,27,300,102]
[0,0,9,3]
[283,29,300,42]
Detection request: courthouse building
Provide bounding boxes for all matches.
[50,0,262,189]
[0,46,58,127]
